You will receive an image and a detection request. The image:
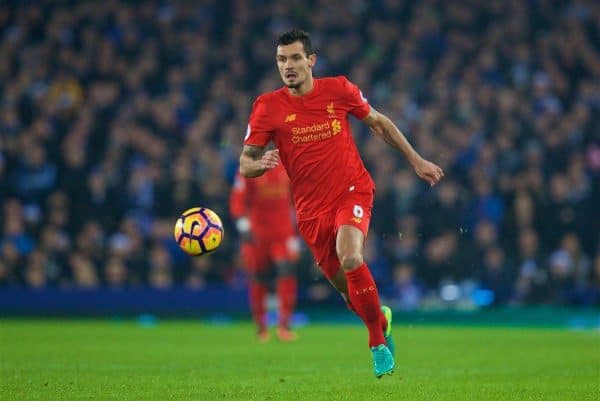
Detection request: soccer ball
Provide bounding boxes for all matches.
[174,207,224,256]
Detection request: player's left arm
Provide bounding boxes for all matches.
[362,107,444,186]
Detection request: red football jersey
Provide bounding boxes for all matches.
[244,76,375,221]
[229,164,295,239]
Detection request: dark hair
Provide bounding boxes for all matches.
[277,29,314,56]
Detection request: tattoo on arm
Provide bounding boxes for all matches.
[374,126,399,149]
[363,108,419,164]
[364,109,400,150]
[240,144,268,177]
[242,145,264,160]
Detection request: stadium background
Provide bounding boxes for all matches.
[0,0,599,316]
[1,2,599,401]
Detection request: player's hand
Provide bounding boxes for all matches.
[259,149,280,170]
[413,157,444,187]
[236,217,253,242]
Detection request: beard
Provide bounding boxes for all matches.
[284,75,303,89]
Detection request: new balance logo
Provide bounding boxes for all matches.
[285,114,296,122]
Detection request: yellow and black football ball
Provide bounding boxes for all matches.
[174,207,224,256]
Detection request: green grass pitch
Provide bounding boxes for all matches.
[1,319,598,401]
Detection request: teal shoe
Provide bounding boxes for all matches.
[381,305,395,357]
[371,344,395,378]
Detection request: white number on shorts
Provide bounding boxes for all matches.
[353,205,364,218]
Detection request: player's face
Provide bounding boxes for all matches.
[276,42,315,89]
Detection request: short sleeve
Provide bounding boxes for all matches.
[340,76,371,120]
[244,96,273,146]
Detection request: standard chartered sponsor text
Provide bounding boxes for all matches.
[292,121,330,135]
[291,120,340,143]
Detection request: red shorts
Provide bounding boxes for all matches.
[297,189,373,280]
[241,236,300,273]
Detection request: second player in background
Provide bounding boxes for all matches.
[230,163,300,342]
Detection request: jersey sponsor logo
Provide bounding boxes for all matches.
[332,119,341,135]
[291,121,330,135]
[284,114,297,122]
[290,119,342,143]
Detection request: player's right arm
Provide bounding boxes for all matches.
[239,146,280,178]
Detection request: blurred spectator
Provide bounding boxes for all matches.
[547,233,593,304]
[104,257,128,289]
[1,242,22,286]
[148,244,174,289]
[13,142,57,204]
[23,249,49,289]
[68,252,99,289]
[479,246,514,305]
[419,180,465,236]
[387,263,423,311]
[514,228,549,304]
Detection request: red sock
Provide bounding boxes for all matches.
[248,281,267,331]
[276,276,297,329]
[348,299,387,333]
[345,263,385,347]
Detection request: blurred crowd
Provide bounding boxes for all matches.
[1,0,598,307]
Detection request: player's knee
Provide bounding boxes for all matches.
[338,253,363,271]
